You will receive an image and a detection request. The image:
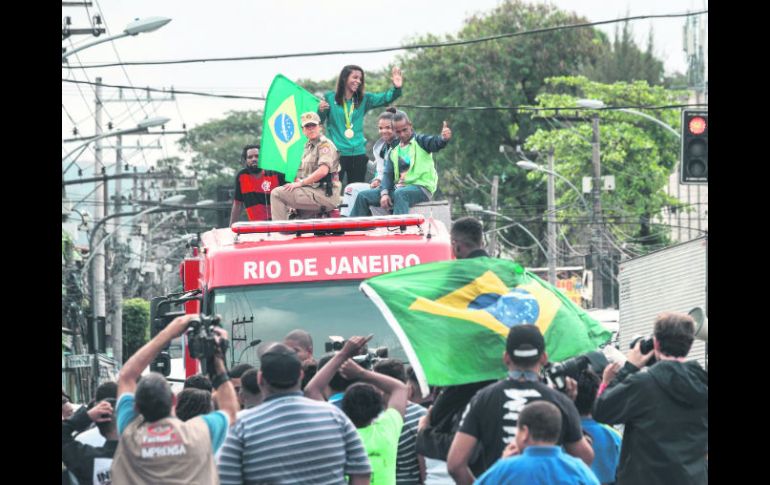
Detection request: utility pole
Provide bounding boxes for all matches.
[489,175,499,257]
[546,149,557,285]
[109,133,124,364]
[92,77,105,390]
[590,114,605,309]
[102,86,174,365]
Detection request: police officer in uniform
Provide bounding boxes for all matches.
[270,112,342,220]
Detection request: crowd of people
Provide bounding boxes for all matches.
[62,217,708,484]
[229,64,452,224]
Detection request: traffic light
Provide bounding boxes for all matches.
[680,110,708,184]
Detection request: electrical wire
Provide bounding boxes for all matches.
[67,10,708,69]
[62,79,265,100]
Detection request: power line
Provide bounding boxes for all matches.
[62,80,709,112]
[62,79,265,100]
[397,103,706,112]
[67,10,707,69]
[91,0,147,121]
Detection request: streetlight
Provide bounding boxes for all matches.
[62,116,170,175]
[516,161,590,213]
[576,99,680,139]
[62,16,171,62]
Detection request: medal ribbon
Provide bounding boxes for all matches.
[343,99,355,130]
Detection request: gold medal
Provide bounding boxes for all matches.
[344,128,354,139]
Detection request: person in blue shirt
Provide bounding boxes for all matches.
[475,401,599,485]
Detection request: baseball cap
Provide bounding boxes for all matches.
[506,324,545,359]
[260,346,302,388]
[301,112,321,127]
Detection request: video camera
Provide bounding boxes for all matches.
[324,336,389,370]
[352,347,389,370]
[187,313,228,378]
[325,336,347,353]
[545,350,608,393]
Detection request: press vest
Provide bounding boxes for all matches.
[111,416,218,485]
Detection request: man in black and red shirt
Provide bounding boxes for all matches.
[230,144,285,224]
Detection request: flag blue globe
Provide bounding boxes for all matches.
[274,113,295,143]
[468,289,540,328]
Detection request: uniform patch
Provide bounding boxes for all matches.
[320,145,331,154]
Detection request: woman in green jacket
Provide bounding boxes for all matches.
[318,64,402,187]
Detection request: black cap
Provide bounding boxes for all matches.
[506,324,545,359]
[260,347,302,388]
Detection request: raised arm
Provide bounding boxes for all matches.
[340,359,408,417]
[118,314,194,396]
[304,335,372,401]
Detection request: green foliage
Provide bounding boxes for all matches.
[524,75,687,250]
[296,76,336,96]
[122,298,150,364]
[391,0,603,264]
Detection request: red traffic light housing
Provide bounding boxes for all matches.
[680,110,708,184]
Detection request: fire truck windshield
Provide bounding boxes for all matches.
[210,280,407,368]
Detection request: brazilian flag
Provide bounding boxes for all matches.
[259,74,319,180]
[361,258,611,395]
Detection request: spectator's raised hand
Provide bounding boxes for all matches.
[87,400,113,424]
[339,358,367,381]
[341,334,373,358]
[602,362,622,385]
[318,99,330,112]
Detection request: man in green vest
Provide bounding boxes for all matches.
[349,110,451,216]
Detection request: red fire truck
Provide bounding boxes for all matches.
[151,215,453,380]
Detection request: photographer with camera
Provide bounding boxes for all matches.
[112,314,238,485]
[446,324,593,485]
[593,312,708,485]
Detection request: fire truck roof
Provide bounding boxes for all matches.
[197,216,452,288]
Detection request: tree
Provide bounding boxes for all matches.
[580,21,665,86]
[523,75,686,256]
[390,0,603,264]
[123,298,150,363]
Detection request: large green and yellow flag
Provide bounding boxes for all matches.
[360,257,611,394]
[259,74,319,180]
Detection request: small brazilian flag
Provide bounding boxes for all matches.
[361,257,611,395]
[259,74,319,180]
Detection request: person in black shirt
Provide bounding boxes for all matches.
[451,217,489,259]
[62,398,118,485]
[593,312,707,485]
[447,324,594,484]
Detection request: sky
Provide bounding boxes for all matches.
[62,0,707,210]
